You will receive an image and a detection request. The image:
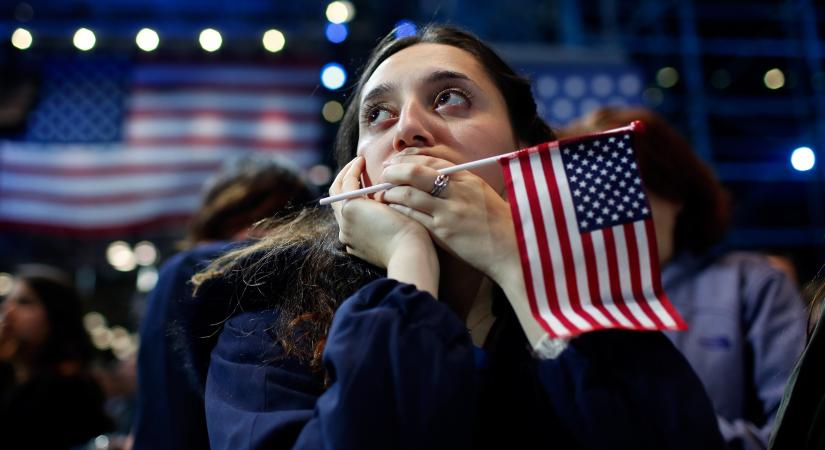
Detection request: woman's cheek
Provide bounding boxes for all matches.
[358,139,392,186]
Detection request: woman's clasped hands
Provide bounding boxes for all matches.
[330,150,522,293]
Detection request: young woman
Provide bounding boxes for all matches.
[191,25,724,449]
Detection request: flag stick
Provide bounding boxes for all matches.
[319,154,504,205]
[318,122,639,206]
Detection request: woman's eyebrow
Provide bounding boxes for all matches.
[361,82,397,107]
[423,70,474,86]
[361,70,478,108]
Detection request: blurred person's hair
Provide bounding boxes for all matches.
[15,265,94,371]
[184,155,315,248]
[560,107,731,254]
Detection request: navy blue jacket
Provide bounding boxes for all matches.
[133,241,241,450]
[204,278,725,450]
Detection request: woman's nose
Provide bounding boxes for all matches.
[393,101,435,151]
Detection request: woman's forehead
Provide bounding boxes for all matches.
[362,43,488,98]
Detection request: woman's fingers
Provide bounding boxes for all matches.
[381,162,442,194]
[331,156,366,225]
[381,185,439,215]
[329,157,359,196]
[388,203,434,229]
[342,156,365,192]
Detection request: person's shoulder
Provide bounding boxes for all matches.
[713,251,789,280]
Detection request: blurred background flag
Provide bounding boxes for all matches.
[522,64,645,127]
[0,59,322,236]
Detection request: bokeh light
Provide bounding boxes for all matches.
[325,23,348,44]
[322,100,344,122]
[791,147,815,172]
[0,273,14,296]
[136,266,159,293]
[321,63,347,90]
[656,67,679,88]
[83,311,107,333]
[263,29,286,53]
[106,241,136,272]
[764,68,785,90]
[135,28,160,52]
[134,241,158,266]
[307,165,333,186]
[326,1,355,24]
[11,28,32,50]
[199,28,222,52]
[73,27,96,51]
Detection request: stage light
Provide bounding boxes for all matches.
[764,68,785,90]
[322,100,344,122]
[326,1,355,24]
[199,28,222,52]
[321,63,347,90]
[325,23,348,44]
[395,20,417,39]
[656,67,679,88]
[73,28,96,51]
[11,28,32,50]
[791,147,815,172]
[263,29,285,53]
[136,28,159,52]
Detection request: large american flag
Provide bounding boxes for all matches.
[0,59,322,236]
[500,123,686,338]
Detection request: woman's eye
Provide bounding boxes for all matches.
[366,107,393,125]
[435,90,468,109]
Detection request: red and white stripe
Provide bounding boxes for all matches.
[0,63,322,235]
[502,142,686,338]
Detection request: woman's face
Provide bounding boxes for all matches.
[0,280,50,352]
[356,43,519,193]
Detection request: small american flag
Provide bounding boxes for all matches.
[500,122,686,338]
[0,60,321,236]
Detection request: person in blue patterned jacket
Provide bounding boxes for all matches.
[564,107,807,450]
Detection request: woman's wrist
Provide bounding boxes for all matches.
[494,258,548,348]
[387,241,440,299]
